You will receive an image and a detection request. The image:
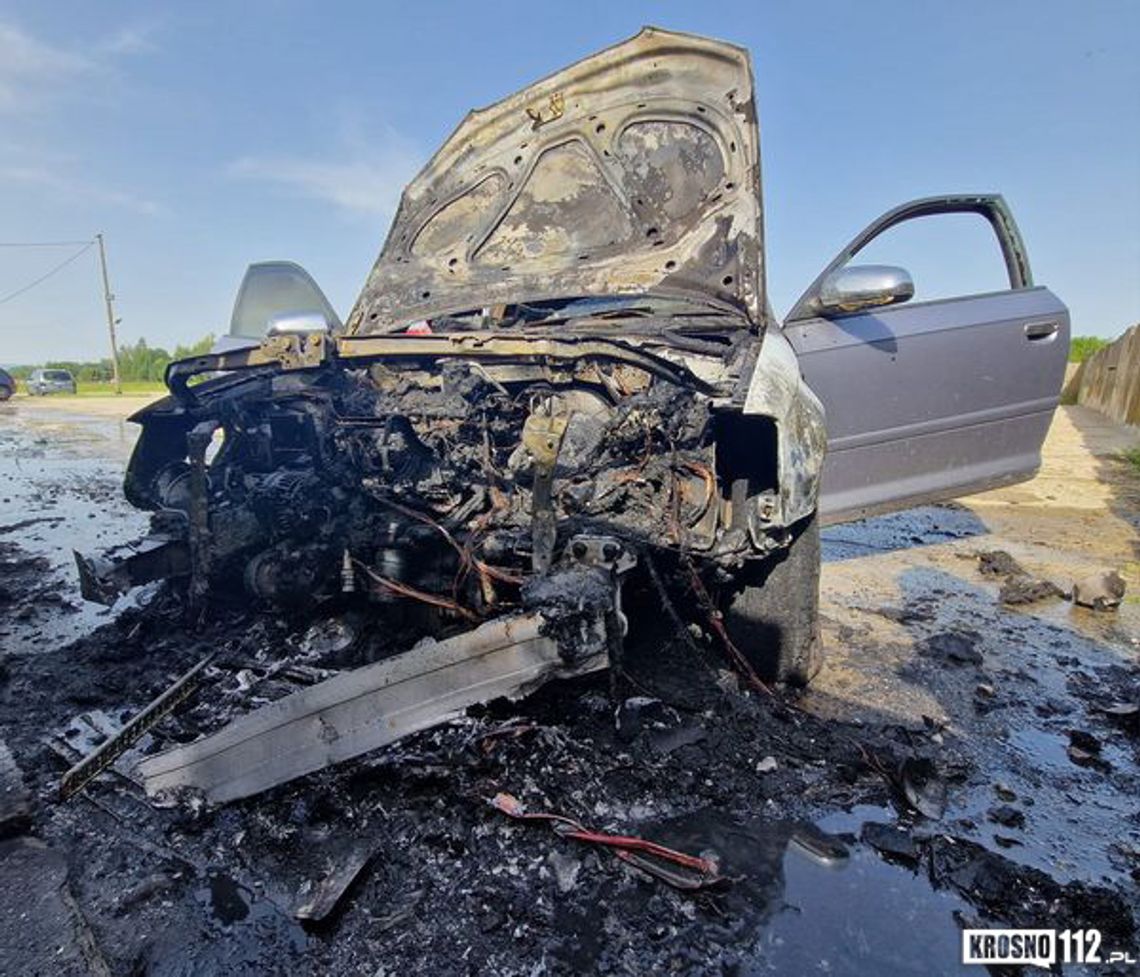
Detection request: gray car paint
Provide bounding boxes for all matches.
[784,194,1067,523]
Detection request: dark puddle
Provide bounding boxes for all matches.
[202,872,252,925]
[822,505,988,562]
[190,870,307,948]
[882,565,1140,887]
[559,808,976,975]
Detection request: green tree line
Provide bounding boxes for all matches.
[10,335,215,382]
[1069,336,1108,363]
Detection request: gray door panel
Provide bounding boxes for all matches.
[787,286,1069,523]
[784,195,1069,525]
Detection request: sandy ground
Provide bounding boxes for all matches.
[6,393,161,418]
[0,397,153,465]
[809,405,1140,727]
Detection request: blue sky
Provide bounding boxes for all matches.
[1,0,1137,364]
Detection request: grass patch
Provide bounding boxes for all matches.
[1069,336,1109,363]
[15,381,167,399]
[1119,447,1140,472]
[71,381,167,397]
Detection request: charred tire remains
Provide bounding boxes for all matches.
[721,513,822,686]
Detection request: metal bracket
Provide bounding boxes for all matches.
[186,420,218,608]
[59,654,215,800]
[565,534,637,575]
[522,400,570,574]
[563,534,636,635]
[257,332,327,371]
[165,332,328,405]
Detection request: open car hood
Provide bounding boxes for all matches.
[347,27,764,333]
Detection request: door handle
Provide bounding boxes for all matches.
[1024,320,1059,341]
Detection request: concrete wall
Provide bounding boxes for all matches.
[1060,361,1084,403]
[1071,324,1140,426]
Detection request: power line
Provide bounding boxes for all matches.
[0,240,94,248]
[0,241,96,306]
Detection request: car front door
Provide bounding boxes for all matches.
[784,195,1069,524]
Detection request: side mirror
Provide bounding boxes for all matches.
[266,311,331,337]
[817,264,914,315]
[229,261,343,341]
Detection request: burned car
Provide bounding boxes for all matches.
[74,28,1068,803]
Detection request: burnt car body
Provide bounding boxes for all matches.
[75,29,1068,799]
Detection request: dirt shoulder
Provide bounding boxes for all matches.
[4,393,160,420]
[812,406,1140,725]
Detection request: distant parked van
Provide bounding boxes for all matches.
[27,368,77,396]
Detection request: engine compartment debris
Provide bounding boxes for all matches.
[490,792,726,892]
[68,320,812,797]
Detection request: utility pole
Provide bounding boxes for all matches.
[95,233,122,394]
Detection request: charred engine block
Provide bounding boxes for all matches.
[80,351,782,615]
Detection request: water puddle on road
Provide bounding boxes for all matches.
[821,505,988,563]
[625,805,1131,975]
[689,808,974,975]
[0,402,142,463]
[196,871,306,944]
[555,807,979,975]
[0,423,150,653]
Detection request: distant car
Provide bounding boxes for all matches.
[27,368,77,396]
[0,369,14,401]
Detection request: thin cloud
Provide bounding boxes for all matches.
[0,164,164,216]
[229,135,421,221]
[96,24,160,57]
[0,19,165,215]
[0,21,93,112]
[0,18,159,113]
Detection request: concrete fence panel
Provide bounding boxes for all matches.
[1077,324,1140,427]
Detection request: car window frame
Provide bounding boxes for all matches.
[785,194,1033,323]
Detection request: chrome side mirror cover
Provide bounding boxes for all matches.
[229,261,342,341]
[265,311,332,337]
[817,264,914,316]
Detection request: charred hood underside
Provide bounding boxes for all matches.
[349,27,766,331]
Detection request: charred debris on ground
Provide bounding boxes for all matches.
[1,548,1137,973]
